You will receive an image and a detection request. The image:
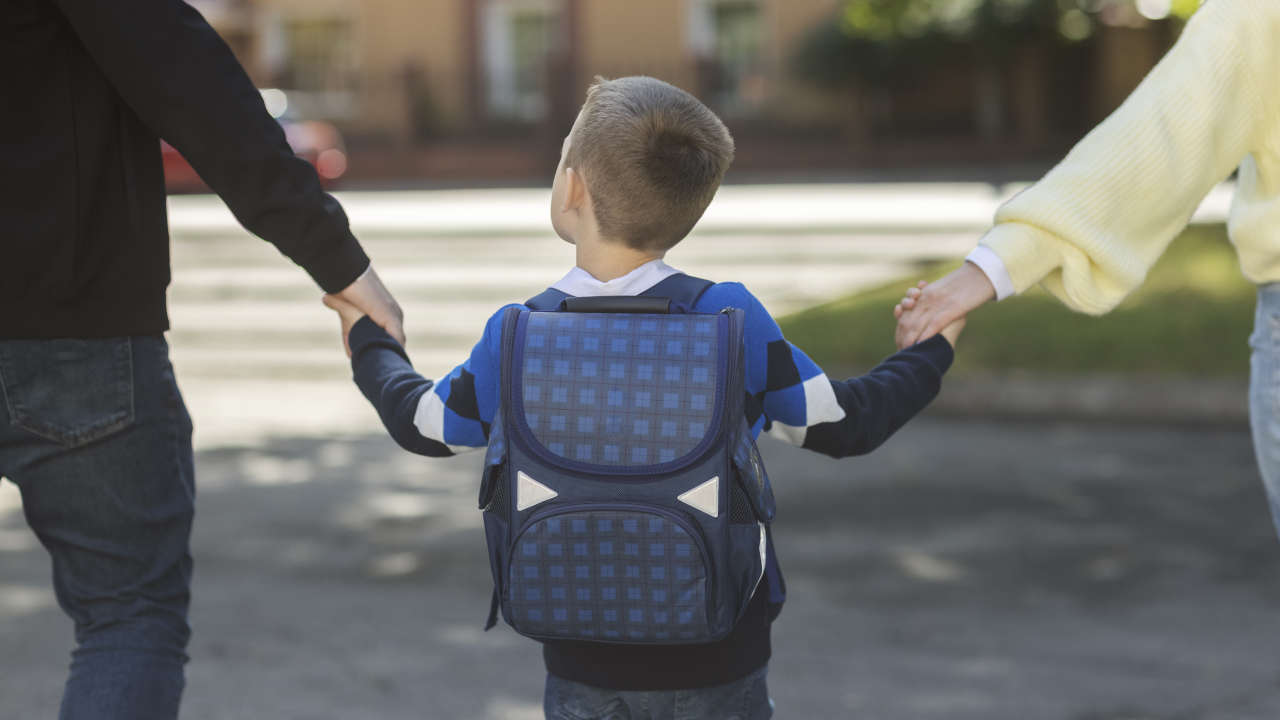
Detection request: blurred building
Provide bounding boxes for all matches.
[191,0,1181,182]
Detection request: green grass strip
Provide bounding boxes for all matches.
[778,225,1257,377]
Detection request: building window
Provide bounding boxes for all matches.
[688,0,763,115]
[278,18,355,94]
[483,0,562,122]
[259,16,358,120]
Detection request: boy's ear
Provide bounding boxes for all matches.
[563,166,587,212]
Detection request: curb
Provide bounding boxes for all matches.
[928,372,1250,427]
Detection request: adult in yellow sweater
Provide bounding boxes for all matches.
[894,0,1280,535]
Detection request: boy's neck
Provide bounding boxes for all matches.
[574,238,664,283]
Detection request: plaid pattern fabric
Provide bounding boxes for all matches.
[520,312,721,466]
[508,509,709,642]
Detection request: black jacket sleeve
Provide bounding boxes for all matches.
[348,317,455,457]
[50,0,369,293]
[801,334,954,459]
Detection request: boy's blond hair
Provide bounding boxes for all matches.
[567,76,734,253]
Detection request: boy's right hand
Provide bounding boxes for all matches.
[322,294,368,358]
[334,266,406,346]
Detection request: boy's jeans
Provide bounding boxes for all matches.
[1251,284,1280,539]
[544,665,773,720]
[0,336,194,720]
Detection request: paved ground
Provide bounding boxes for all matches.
[2,418,1278,719]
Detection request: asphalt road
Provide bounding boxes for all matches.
[3,416,1278,720]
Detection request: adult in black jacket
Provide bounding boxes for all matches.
[0,1,403,718]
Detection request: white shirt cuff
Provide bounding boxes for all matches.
[964,245,1016,301]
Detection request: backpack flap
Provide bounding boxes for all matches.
[506,309,730,475]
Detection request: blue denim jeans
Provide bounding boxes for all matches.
[544,665,772,720]
[0,336,195,720]
[1250,284,1280,538]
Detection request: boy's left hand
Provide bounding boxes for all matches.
[323,294,368,357]
[894,281,965,350]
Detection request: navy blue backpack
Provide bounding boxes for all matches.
[479,274,776,644]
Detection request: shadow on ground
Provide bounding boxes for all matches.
[2,417,1279,719]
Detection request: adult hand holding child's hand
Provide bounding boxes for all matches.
[893,262,994,349]
[334,265,406,346]
[322,293,369,358]
[894,280,967,351]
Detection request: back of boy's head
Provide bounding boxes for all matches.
[567,76,734,254]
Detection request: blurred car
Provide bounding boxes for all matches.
[163,90,349,194]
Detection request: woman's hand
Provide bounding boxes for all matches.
[893,263,995,349]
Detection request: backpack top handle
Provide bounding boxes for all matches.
[524,273,715,313]
[558,296,672,314]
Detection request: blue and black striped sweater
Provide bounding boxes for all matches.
[347,261,953,690]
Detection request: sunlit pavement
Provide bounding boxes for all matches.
[3,183,1272,719]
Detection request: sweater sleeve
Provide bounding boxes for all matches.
[348,307,514,456]
[981,0,1279,315]
[50,0,369,293]
[723,283,954,458]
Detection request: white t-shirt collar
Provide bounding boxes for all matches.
[551,258,681,297]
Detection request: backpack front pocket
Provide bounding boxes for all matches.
[505,505,714,644]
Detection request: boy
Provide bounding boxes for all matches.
[323,76,963,719]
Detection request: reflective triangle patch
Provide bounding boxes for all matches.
[516,471,558,511]
[677,476,719,518]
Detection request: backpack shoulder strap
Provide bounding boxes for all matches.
[639,273,715,312]
[524,287,569,311]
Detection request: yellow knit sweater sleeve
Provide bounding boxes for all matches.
[980,0,1279,315]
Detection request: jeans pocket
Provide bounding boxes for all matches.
[0,338,135,447]
[545,675,632,720]
[675,665,770,720]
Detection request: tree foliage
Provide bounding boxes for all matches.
[794,0,1199,88]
